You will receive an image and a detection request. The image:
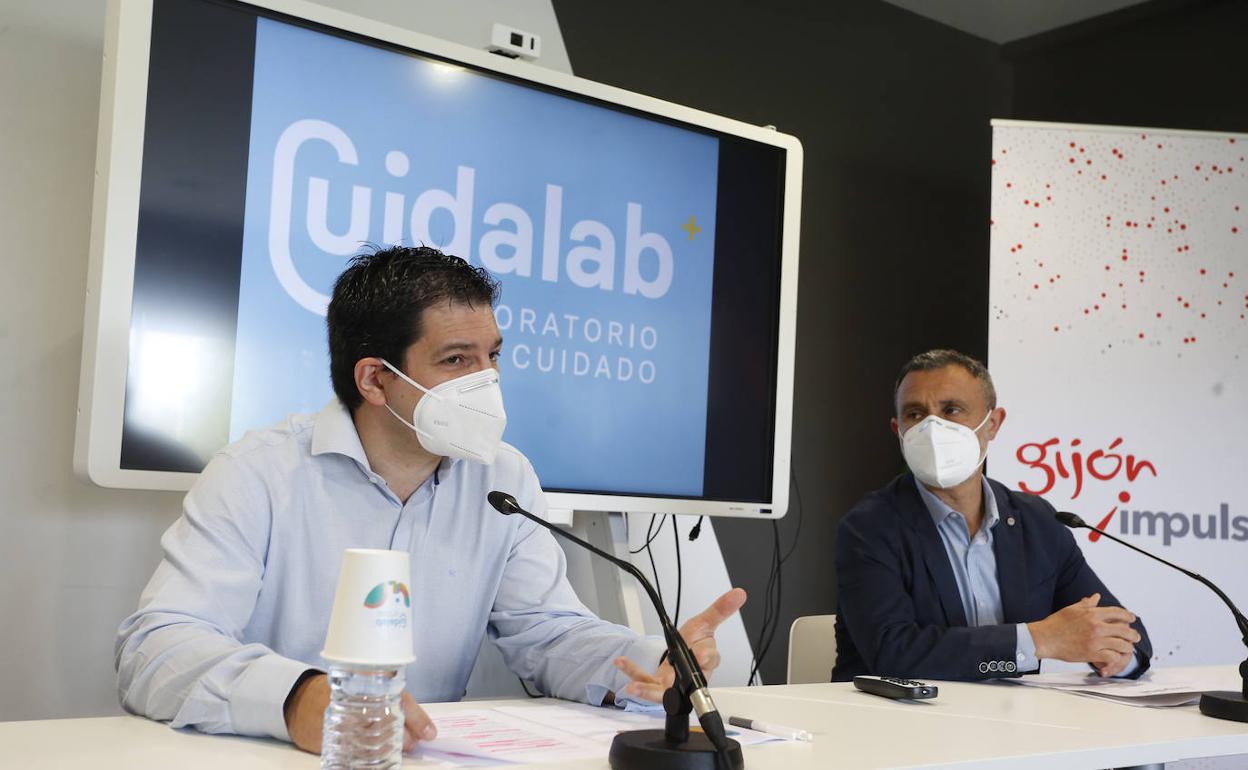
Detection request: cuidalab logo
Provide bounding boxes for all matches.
[269,120,681,317]
[363,580,410,630]
[364,580,410,609]
[1015,436,1247,547]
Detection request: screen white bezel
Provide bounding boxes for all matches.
[74,0,802,518]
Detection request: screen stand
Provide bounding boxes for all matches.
[561,511,647,634]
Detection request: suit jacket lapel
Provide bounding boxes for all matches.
[897,475,968,628]
[990,480,1027,624]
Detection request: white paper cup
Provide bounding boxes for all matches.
[321,548,416,666]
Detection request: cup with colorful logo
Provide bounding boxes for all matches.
[321,548,416,666]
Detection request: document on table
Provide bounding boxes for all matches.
[416,703,781,766]
[494,704,779,747]
[1011,667,1239,707]
[418,709,602,766]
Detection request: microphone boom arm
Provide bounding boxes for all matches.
[487,491,735,764]
[1058,510,1248,711]
[1058,512,1248,646]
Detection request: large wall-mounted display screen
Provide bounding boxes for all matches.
[76,0,803,517]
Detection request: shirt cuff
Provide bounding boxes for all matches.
[1015,623,1040,673]
[1114,652,1143,679]
[585,635,666,708]
[229,653,318,741]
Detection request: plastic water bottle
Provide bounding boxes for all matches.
[320,665,405,769]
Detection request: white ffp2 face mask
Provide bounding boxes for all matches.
[899,412,992,489]
[380,360,507,465]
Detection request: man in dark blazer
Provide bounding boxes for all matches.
[832,349,1151,682]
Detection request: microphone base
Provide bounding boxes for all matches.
[1199,691,1248,723]
[609,729,743,770]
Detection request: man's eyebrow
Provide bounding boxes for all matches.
[432,341,475,355]
[432,337,505,355]
[899,398,970,412]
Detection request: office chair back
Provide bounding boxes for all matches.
[786,614,837,684]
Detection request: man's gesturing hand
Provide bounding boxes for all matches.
[614,587,748,703]
[284,673,437,754]
[1028,593,1141,676]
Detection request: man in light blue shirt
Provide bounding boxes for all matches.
[915,477,1138,678]
[116,246,746,753]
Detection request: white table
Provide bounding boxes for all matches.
[4,667,1247,769]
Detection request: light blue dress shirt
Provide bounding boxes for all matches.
[116,400,665,741]
[914,477,1041,674]
[914,478,1139,678]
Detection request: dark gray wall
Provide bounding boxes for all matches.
[1004,0,1248,133]
[553,0,1004,684]
[555,0,1247,685]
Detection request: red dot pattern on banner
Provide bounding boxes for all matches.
[992,127,1248,354]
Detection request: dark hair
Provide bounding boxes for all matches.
[327,245,501,411]
[893,349,997,412]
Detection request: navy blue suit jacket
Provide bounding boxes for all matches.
[831,472,1152,682]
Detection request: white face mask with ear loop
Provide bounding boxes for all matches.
[899,410,994,489]
[378,359,507,465]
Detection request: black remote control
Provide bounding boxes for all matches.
[853,675,938,700]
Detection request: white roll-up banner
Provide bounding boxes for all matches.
[988,119,1248,670]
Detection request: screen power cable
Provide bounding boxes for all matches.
[618,470,805,688]
[621,492,808,688]
[748,465,804,686]
[520,510,681,698]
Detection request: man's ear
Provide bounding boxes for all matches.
[355,358,389,407]
[890,417,900,438]
[986,407,1006,440]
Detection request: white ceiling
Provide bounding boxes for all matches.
[878,0,1152,43]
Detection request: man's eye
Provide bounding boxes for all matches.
[489,350,501,361]
[445,355,464,365]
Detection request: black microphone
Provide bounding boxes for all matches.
[489,491,742,769]
[1057,510,1248,722]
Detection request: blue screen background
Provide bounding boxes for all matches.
[232,18,719,496]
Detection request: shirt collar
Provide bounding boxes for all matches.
[310,399,373,471]
[914,475,1000,532]
[310,400,454,486]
